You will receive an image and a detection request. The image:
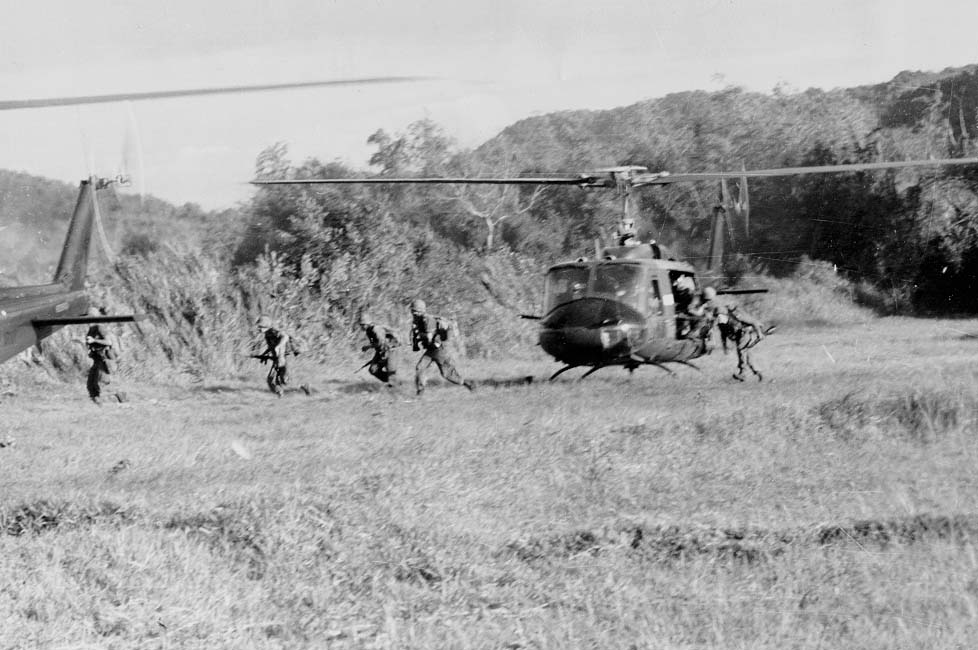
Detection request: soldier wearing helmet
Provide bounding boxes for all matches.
[684,286,722,347]
[614,217,639,246]
[254,314,301,397]
[84,305,116,404]
[409,298,474,395]
[358,310,401,387]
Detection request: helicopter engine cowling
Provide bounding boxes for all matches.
[539,297,647,365]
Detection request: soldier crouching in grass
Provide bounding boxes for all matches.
[409,298,474,396]
[358,311,401,388]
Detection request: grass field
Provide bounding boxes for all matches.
[3,316,978,648]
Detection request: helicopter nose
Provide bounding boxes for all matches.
[598,323,642,350]
[538,297,646,364]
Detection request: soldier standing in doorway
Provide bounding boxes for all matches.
[409,299,474,395]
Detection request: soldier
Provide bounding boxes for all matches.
[409,299,474,395]
[359,311,401,387]
[254,315,296,397]
[614,217,639,246]
[689,286,721,341]
[85,307,116,404]
[712,295,769,381]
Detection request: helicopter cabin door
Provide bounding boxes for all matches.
[647,275,667,339]
[668,269,699,339]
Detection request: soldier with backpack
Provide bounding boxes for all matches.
[85,307,118,404]
[409,299,474,395]
[254,315,306,397]
[358,311,401,387]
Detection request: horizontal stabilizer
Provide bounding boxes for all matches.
[33,314,147,327]
[715,288,768,295]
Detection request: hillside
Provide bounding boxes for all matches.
[0,170,243,286]
[2,64,978,386]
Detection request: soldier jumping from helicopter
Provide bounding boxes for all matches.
[358,311,401,387]
[409,299,475,395]
[710,292,769,381]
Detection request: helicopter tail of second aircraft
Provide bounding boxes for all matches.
[53,179,97,292]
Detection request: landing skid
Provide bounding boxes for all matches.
[549,365,580,381]
[648,362,675,375]
[580,365,609,380]
[549,358,698,382]
[548,364,615,381]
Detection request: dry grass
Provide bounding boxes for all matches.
[3,317,978,648]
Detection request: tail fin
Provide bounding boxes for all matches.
[706,181,728,278]
[54,179,96,291]
[705,171,750,280]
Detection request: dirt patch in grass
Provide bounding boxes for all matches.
[0,499,134,536]
[505,513,978,564]
[816,387,977,442]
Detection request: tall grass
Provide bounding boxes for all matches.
[4,319,978,647]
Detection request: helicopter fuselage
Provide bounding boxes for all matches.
[539,242,707,372]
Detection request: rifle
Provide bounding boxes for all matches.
[250,353,276,365]
[354,358,372,374]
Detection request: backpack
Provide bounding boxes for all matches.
[286,334,303,356]
[434,316,457,342]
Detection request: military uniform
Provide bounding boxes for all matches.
[409,300,473,395]
[360,319,400,385]
[86,323,114,403]
[256,316,296,396]
[688,287,721,346]
[715,302,768,381]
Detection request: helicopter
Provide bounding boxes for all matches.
[0,176,144,365]
[253,156,978,380]
[0,76,425,367]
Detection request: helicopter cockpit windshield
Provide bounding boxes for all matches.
[544,266,589,312]
[592,264,644,311]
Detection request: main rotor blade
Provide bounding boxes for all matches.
[253,158,978,190]
[634,158,978,185]
[251,176,586,186]
[0,76,431,111]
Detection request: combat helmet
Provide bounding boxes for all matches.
[256,315,273,329]
[410,299,426,314]
[358,311,372,326]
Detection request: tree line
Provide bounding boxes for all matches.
[3,64,978,380]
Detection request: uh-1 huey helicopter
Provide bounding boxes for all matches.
[254,158,978,380]
[0,175,143,365]
[0,75,426,367]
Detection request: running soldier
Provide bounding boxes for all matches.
[409,299,474,395]
[714,298,769,381]
[85,307,116,404]
[254,315,301,397]
[359,311,400,387]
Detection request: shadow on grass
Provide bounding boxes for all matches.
[504,513,978,565]
[477,375,537,389]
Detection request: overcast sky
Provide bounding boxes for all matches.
[1,0,976,209]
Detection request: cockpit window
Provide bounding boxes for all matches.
[593,264,644,310]
[544,266,589,312]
